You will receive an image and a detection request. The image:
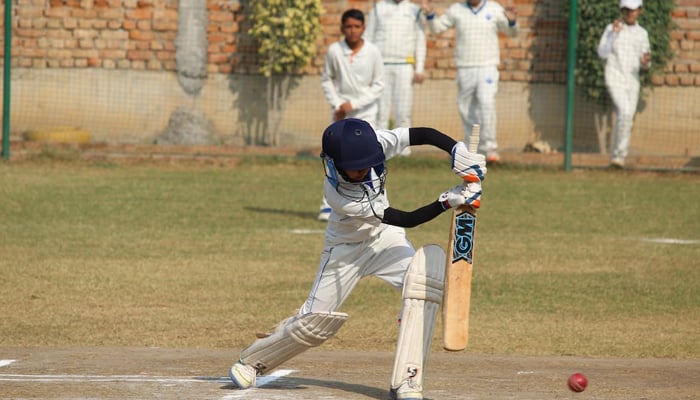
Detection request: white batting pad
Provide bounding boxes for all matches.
[391,245,446,390]
[240,311,348,375]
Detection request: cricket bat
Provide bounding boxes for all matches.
[443,124,480,351]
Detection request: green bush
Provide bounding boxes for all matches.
[573,0,675,103]
[249,0,323,77]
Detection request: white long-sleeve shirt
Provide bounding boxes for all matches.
[320,40,385,112]
[365,0,427,74]
[427,0,518,67]
[597,21,651,88]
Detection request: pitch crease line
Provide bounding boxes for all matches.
[0,369,295,383]
[219,369,295,399]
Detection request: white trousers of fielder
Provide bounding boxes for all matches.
[607,81,640,162]
[377,63,415,130]
[457,65,499,155]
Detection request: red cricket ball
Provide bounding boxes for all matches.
[568,372,588,392]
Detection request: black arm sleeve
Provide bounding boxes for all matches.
[409,127,458,154]
[381,201,447,228]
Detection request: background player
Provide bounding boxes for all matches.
[421,0,518,163]
[597,0,651,169]
[366,0,427,156]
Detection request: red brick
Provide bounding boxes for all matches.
[665,75,680,86]
[129,30,155,41]
[209,53,230,64]
[126,8,152,20]
[680,74,695,86]
[126,49,152,60]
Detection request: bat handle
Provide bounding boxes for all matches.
[468,124,480,153]
[463,124,481,186]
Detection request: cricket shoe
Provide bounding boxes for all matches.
[317,207,331,222]
[389,380,422,400]
[609,157,625,169]
[229,362,257,389]
[486,151,501,164]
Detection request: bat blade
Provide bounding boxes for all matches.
[443,124,480,351]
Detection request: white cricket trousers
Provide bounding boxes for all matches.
[456,65,499,155]
[300,225,414,314]
[377,64,415,129]
[607,82,640,161]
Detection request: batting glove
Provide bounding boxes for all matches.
[438,183,482,210]
[451,142,487,183]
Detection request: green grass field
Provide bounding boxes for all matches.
[1,155,698,360]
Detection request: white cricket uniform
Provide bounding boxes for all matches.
[597,21,650,162]
[366,0,426,129]
[427,0,518,155]
[301,127,414,314]
[321,39,385,125]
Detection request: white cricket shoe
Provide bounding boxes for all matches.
[229,362,257,389]
[389,380,422,400]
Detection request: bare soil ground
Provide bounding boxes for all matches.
[1,347,698,399]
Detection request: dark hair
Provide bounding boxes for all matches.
[341,9,365,25]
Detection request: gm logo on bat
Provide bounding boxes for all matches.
[453,212,476,264]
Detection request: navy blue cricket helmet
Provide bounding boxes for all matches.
[320,118,387,200]
[321,118,385,170]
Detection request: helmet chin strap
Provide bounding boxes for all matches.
[364,186,384,220]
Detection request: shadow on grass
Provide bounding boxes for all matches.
[245,206,318,221]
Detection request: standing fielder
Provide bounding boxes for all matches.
[366,0,427,157]
[321,9,384,126]
[421,0,518,163]
[597,0,651,168]
[229,118,486,400]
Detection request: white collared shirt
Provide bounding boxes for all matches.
[321,39,385,111]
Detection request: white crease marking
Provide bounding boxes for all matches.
[219,369,296,399]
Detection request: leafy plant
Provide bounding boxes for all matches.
[247,0,323,146]
[573,0,675,103]
[249,0,323,77]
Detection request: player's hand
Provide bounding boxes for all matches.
[451,142,487,182]
[413,73,425,84]
[504,6,517,22]
[438,183,482,209]
[333,101,353,121]
[613,19,623,32]
[420,0,433,15]
[640,51,651,67]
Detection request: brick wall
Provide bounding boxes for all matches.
[2,0,698,86]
